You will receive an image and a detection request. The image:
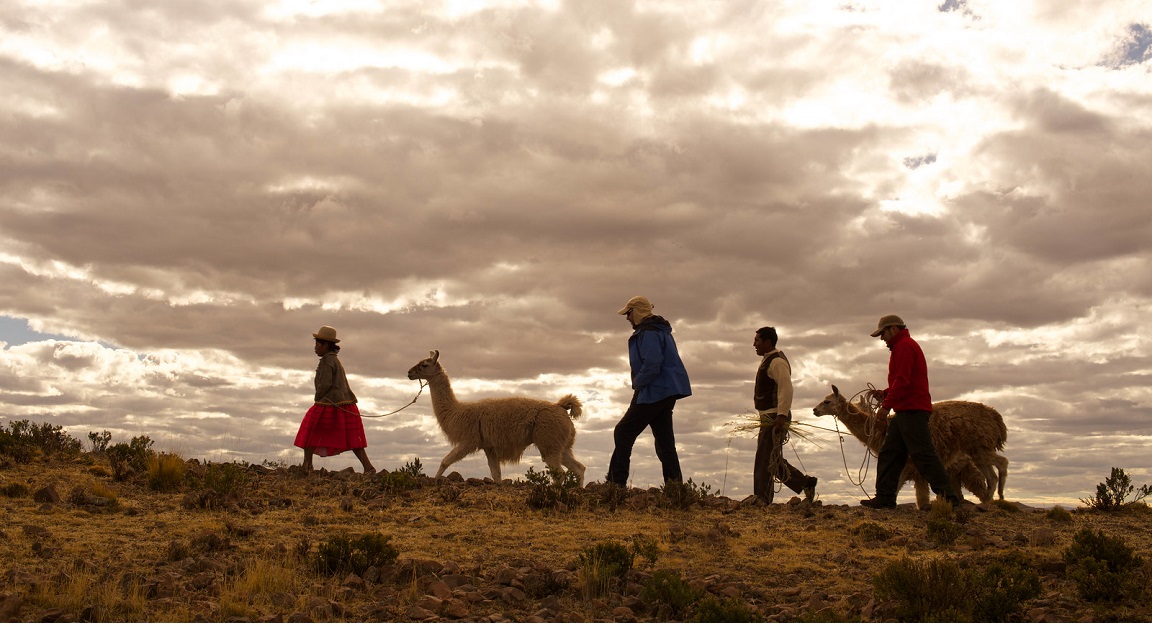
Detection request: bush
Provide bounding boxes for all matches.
[1081,468,1152,511]
[106,436,155,481]
[873,556,970,622]
[1063,528,1145,602]
[577,541,634,598]
[1046,505,1073,523]
[147,453,187,492]
[2,482,30,498]
[201,462,248,498]
[640,569,702,620]
[376,470,420,496]
[660,478,717,510]
[693,595,763,623]
[397,457,424,477]
[314,532,398,577]
[925,498,963,547]
[874,552,1042,623]
[850,521,892,542]
[524,466,582,510]
[0,419,82,460]
[87,430,112,454]
[69,480,120,510]
[969,551,1042,622]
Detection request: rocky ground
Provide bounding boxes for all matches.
[1,457,1150,623]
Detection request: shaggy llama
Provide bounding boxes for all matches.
[407,350,586,484]
[812,385,1008,508]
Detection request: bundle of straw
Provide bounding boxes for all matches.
[725,412,817,446]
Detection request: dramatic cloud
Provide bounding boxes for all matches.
[2,0,1149,506]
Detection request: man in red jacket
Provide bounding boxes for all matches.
[860,315,959,509]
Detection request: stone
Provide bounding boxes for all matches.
[286,612,314,623]
[342,574,365,590]
[407,605,436,620]
[33,485,61,504]
[21,524,50,538]
[0,595,25,621]
[427,578,452,599]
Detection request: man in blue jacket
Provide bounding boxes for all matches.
[607,296,692,486]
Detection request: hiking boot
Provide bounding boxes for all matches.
[803,477,818,503]
[860,497,896,509]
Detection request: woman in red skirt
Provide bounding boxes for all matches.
[294,326,376,473]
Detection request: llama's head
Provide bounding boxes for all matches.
[812,385,848,417]
[407,350,443,380]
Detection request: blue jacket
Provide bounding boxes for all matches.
[628,316,692,404]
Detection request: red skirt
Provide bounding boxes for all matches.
[294,404,368,457]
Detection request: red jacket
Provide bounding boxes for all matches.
[883,329,933,412]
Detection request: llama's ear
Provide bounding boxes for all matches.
[832,384,840,396]
[431,349,440,363]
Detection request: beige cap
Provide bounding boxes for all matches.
[312,325,341,343]
[870,315,905,337]
[617,296,653,316]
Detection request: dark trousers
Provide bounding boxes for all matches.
[875,410,955,501]
[607,394,683,485]
[753,422,810,502]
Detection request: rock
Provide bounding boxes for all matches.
[40,608,66,622]
[21,524,49,538]
[500,587,526,604]
[270,591,296,608]
[407,605,436,620]
[33,485,60,504]
[611,606,635,621]
[1029,527,1056,547]
[446,471,465,482]
[495,566,519,585]
[443,599,470,619]
[441,573,474,589]
[342,574,365,591]
[0,595,25,621]
[286,612,314,623]
[427,578,452,599]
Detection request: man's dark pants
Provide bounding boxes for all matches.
[875,410,955,502]
[754,421,810,502]
[607,394,683,485]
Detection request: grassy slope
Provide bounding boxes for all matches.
[1,456,1150,622]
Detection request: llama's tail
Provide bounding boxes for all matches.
[556,394,582,420]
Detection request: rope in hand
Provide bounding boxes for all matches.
[831,384,885,499]
[323,379,427,418]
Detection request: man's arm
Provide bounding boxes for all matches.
[631,332,665,390]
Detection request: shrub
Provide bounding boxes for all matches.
[640,569,702,620]
[872,556,970,622]
[1,419,82,460]
[577,541,634,598]
[850,521,892,542]
[1046,506,1073,523]
[1063,528,1145,602]
[314,532,399,577]
[660,478,716,510]
[969,551,1043,622]
[1080,467,1152,511]
[69,480,120,510]
[148,453,187,492]
[2,482,30,498]
[398,457,424,477]
[524,466,582,510]
[87,430,112,454]
[925,498,963,547]
[693,594,763,623]
[106,436,155,481]
[376,470,420,496]
[201,462,248,498]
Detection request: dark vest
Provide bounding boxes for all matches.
[754,351,790,413]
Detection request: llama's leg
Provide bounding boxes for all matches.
[561,450,586,486]
[436,443,472,478]
[484,449,502,483]
[994,453,1008,500]
[915,479,930,510]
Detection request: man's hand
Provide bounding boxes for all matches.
[774,414,790,429]
[876,407,890,423]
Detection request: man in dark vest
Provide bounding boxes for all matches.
[753,326,817,504]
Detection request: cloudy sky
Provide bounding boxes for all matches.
[2,0,1150,507]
